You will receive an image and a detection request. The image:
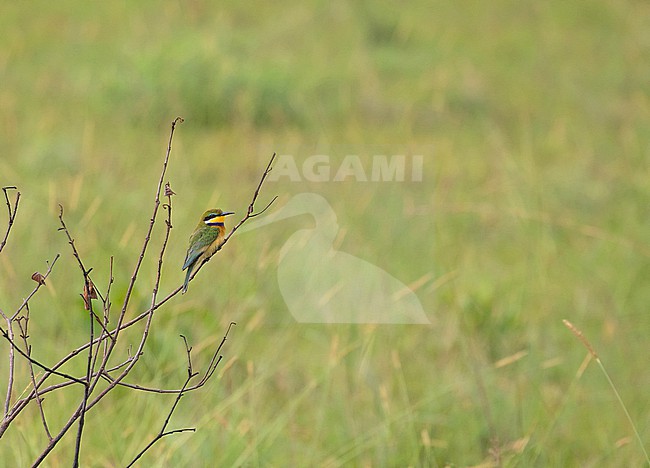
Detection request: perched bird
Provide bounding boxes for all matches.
[182,208,235,293]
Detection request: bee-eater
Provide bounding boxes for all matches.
[182,208,235,293]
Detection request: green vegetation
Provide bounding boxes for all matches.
[1,0,649,465]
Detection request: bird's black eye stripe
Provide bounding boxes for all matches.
[204,213,219,221]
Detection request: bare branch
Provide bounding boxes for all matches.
[0,325,84,385]
[11,255,60,321]
[0,310,14,418]
[102,322,235,394]
[28,118,185,466]
[0,121,254,466]
[56,204,97,466]
[100,256,115,362]
[0,186,20,253]
[180,334,193,377]
[85,171,176,405]
[16,312,52,441]
[224,152,278,244]
[110,117,183,347]
[126,336,200,467]
[184,152,277,290]
[31,401,87,466]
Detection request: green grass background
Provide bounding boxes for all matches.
[1,0,650,466]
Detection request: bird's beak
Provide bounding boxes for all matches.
[222,211,235,216]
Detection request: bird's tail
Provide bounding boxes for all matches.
[182,267,192,294]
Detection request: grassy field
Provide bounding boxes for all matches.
[1,0,650,466]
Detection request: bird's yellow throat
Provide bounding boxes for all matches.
[205,216,225,226]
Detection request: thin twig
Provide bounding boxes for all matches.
[14,149,273,404]
[29,118,184,466]
[180,334,193,377]
[0,117,184,439]
[0,186,20,253]
[0,310,14,417]
[32,119,185,465]
[18,150,273,397]
[17,313,52,441]
[113,117,183,337]
[12,357,135,406]
[86,173,176,403]
[185,152,277,289]
[31,402,86,467]
[0,326,84,384]
[72,308,93,467]
[222,152,278,245]
[0,187,21,418]
[11,255,60,321]
[5,122,258,466]
[101,257,115,362]
[102,322,235,394]
[21,150,272,399]
[56,206,95,466]
[0,254,62,437]
[126,336,200,467]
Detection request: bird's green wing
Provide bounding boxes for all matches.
[182,228,218,271]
